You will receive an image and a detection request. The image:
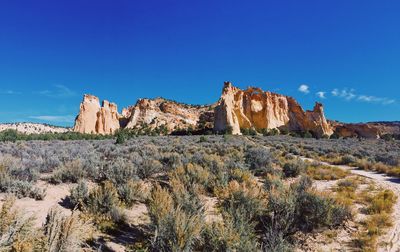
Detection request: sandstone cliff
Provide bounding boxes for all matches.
[73,95,214,134]
[214,82,333,137]
[123,98,214,133]
[73,95,121,134]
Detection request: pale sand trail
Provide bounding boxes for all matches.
[301,157,400,252]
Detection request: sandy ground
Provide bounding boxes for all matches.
[0,180,73,228]
[302,157,400,252]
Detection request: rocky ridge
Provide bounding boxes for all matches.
[72,82,398,138]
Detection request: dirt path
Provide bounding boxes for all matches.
[301,157,400,252]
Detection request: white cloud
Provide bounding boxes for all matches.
[298,84,309,94]
[316,91,326,99]
[29,115,75,123]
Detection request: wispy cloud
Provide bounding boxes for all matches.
[331,88,356,100]
[36,85,76,98]
[0,90,21,95]
[358,95,395,105]
[298,84,309,94]
[316,91,326,99]
[29,115,75,123]
[331,88,395,105]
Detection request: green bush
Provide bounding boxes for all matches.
[282,160,305,178]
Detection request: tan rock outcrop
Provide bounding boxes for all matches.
[332,123,385,139]
[214,82,333,137]
[124,98,214,133]
[74,95,121,134]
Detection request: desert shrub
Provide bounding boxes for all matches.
[245,146,274,175]
[50,159,86,184]
[264,174,284,191]
[169,173,204,215]
[375,153,399,166]
[148,185,205,252]
[30,187,47,200]
[282,160,306,178]
[217,180,267,220]
[43,207,93,252]
[0,196,38,250]
[170,164,211,193]
[86,181,124,223]
[294,188,351,232]
[0,166,45,200]
[339,155,357,165]
[115,130,127,144]
[69,180,89,209]
[261,188,295,251]
[117,179,144,207]
[101,157,138,184]
[202,212,260,251]
[137,159,163,179]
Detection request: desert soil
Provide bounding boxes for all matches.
[301,157,400,252]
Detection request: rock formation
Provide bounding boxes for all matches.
[73,82,396,139]
[0,123,70,134]
[123,98,214,133]
[73,95,121,134]
[73,95,214,135]
[214,82,333,137]
[331,121,400,139]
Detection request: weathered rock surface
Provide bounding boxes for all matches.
[0,123,70,134]
[331,121,400,139]
[124,98,214,133]
[73,95,214,134]
[73,95,121,134]
[214,82,333,137]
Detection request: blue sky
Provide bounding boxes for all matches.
[0,0,399,127]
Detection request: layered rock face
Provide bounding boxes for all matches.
[73,95,121,134]
[124,98,214,132]
[214,82,333,137]
[74,95,214,134]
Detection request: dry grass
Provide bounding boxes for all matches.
[353,188,397,251]
[306,164,349,180]
[0,195,38,251]
[44,207,93,252]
